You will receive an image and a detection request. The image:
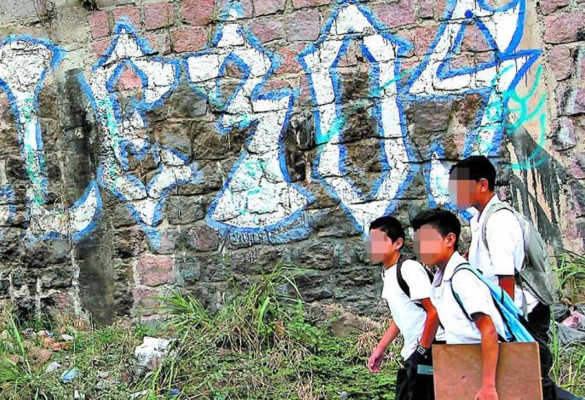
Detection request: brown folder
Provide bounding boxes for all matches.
[433,342,543,400]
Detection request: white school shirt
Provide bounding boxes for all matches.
[382,259,445,359]
[468,194,539,314]
[431,251,508,344]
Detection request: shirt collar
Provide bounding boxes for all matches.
[442,251,469,281]
[473,193,501,225]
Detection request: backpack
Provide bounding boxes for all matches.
[481,202,559,308]
[396,254,434,301]
[450,263,535,343]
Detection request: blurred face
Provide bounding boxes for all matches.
[449,167,494,210]
[448,178,479,210]
[413,224,456,266]
[367,228,402,264]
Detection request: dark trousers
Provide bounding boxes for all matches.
[395,348,437,400]
[528,302,551,344]
[527,303,557,400]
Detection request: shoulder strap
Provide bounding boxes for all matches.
[450,263,473,321]
[450,263,502,321]
[450,263,520,343]
[396,254,411,298]
[481,202,516,251]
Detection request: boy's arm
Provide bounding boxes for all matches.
[472,312,499,400]
[376,320,401,352]
[419,298,439,349]
[367,320,400,373]
[486,212,521,301]
[399,261,438,349]
[497,276,515,300]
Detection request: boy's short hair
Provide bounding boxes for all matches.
[369,215,405,244]
[449,155,496,191]
[410,208,461,250]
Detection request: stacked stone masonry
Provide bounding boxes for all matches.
[0,0,583,323]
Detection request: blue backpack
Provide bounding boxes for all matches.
[451,263,535,343]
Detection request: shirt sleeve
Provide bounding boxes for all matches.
[401,260,433,301]
[451,269,494,318]
[485,209,524,277]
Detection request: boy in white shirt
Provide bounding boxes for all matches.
[448,156,566,400]
[366,216,442,400]
[448,155,546,340]
[411,209,506,400]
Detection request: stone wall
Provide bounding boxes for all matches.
[0,0,583,324]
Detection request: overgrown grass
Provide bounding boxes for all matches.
[556,251,585,303]
[551,251,585,396]
[551,319,585,396]
[141,265,398,399]
[0,266,399,399]
[0,305,158,399]
[0,260,583,399]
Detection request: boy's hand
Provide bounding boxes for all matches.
[474,385,498,400]
[367,349,385,373]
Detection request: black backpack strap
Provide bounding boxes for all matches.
[396,254,411,298]
[397,255,435,311]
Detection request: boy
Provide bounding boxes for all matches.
[411,209,511,400]
[366,216,442,400]
[448,155,548,341]
[448,156,578,400]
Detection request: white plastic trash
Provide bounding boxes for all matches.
[134,337,171,369]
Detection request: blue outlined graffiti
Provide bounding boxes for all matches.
[299,0,417,234]
[185,3,313,239]
[0,37,102,242]
[0,0,545,246]
[79,20,201,248]
[504,64,548,171]
[0,186,15,225]
[405,0,540,212]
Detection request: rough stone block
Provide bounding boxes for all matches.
[570,152,585,179]
[547,45,573,81]
[182,0,215,26]
[144,3,174,30]
[165,196,207,225]
[254,0,286,16]
[291,0,331,9]
[544,13,585,44]
[249,18,284,43]
[88,11,110,39]
[171,27,207,53]
[0,0,37,24]
[136,255,174,287]
[276,43,305,73]
[372,0,415,28]
[285,10,320,42]
[113,6,141,27]
[419,0,435,20]
[187,225,219,252]
[540,0,569,15]
[552,117,576,150]
[133,287,161,315]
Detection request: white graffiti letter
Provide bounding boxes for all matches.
[299,2,414,233]
[186,4,313,235]
[0,38,101,241]
[406,0,540,206]
[80,21,201,248]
